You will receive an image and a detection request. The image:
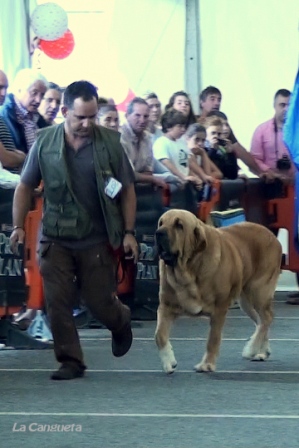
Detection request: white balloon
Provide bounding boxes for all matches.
[31,3,68,41]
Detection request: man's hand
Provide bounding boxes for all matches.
[10,228,25,255]
[260,170,280,183]
[153,177,168,189]
[223,139,234,153]
[123,234,139,263]
[186,175,203,190]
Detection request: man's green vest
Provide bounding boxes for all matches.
[37,123,124,249]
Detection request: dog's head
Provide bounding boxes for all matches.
[155,209,207,266]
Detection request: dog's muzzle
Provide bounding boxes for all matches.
[155,228,178,267]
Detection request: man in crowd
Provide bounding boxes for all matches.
[250,88,298,304]
[38,82,62,125]
[144,92,163,143]
[10,81,138,380]
[0,69,25,172]
[198,85,262,176]
[0,68,49,154]
[121,97,181,190]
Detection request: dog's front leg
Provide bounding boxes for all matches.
[194,307,227,372]
[155,304,178,374]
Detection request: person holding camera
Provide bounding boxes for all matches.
[203,116,239,180]
[250,89,294,182]
[250,89,299,304]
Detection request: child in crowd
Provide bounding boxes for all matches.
[186,123,223,181]
[203,116,239,180]
[153,109,202,189]
[98,104,120,131]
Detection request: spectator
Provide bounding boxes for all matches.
[250,88,298,304]
[250,89,294,182]
[144,92,163,143]
[121,97,180,190]
[153,109,202,190]
[0,68,49,154]
[203,116,239,180]
[186,123,222,182]
[98,104,120,131]
[38,82,62,125]
[0,69,26,172]
[10,81,138,380]
[198,86,261,176]
[166,90,197,128]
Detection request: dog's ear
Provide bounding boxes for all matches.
[194,224,207,252]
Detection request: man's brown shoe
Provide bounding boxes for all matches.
[51,364,85,380]
[112,321,133,357]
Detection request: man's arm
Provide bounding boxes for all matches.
[120,182,138,262]
[0,141,26,168]
[135,171,167,188]
[232,141,262,175]
[10,182,34,253]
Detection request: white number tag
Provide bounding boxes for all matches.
[104,177,122,199]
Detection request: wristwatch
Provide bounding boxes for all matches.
[124,229,136,237]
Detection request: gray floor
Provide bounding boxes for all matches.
[1,292,299,448]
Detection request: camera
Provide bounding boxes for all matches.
[218,138,227,147]
[276,155,291,171]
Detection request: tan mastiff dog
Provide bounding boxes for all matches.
[155,209,282,374]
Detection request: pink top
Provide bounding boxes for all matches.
[250,118,295,175]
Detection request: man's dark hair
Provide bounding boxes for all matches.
[63,81,98,109]
[274,89,291,101]
[144,92,159,101]
[199,86,222,104]
[206,110,228,120]
[126,97,148,115]
[98,104,118,116]
[161,109,187,133]
[48,81,62,92]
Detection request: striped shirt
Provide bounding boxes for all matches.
[15,98,39,150]
[0,117,15,150]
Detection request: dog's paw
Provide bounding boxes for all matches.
[159,343,177,374]
[194,361,216,372]
[242,342,271,361]
[251,353,268,362]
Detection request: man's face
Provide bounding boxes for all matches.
[200,93,222,114]
[127,103,149,134]
[274,94,290,123]
[0,71,9,105]
[146,97,161,123]
[99,110,119,131]
[62,97,98,137]
[39,88,62,123]
[17,80,47,113]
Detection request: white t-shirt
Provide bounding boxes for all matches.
[153,135,189,177]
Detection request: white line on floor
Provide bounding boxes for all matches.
[0,412,299,419]
[0,369,299,374]
[79,337,299,342]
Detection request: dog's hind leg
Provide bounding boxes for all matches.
[242,288,274,361]
[194,305,228,373]
[155,305,178,374]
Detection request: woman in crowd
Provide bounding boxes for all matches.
[165,90,197,128]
